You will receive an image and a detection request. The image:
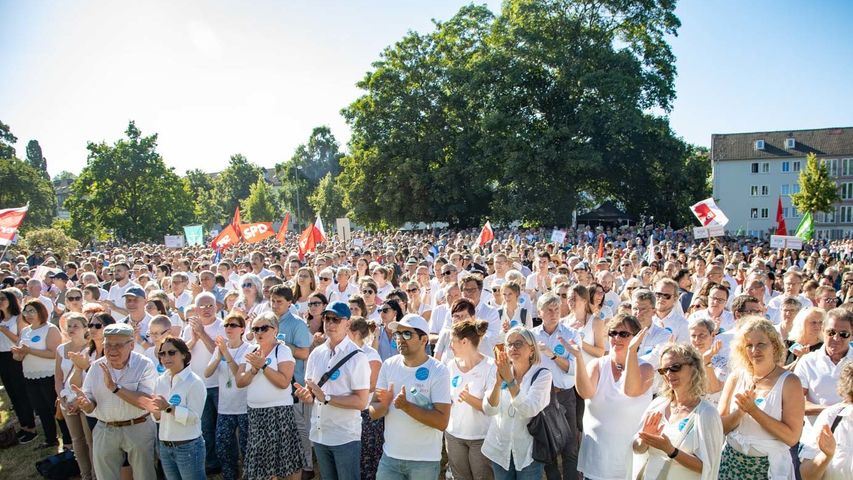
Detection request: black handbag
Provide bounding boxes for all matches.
[526,368,571,464]
[35,450,80,480]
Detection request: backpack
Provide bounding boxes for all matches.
[526,368,571,464]
[36,450,80,480]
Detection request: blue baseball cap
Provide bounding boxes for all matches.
[122,287,146,299]
[323,301,351,320]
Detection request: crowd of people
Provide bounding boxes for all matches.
[0,226,851,480]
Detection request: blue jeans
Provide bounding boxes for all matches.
[491,456,544,480]
[201,387,220,470]
[376,454,441,480]
[215,414,248,480]
[160,437,206,480]
[314,440,361,480]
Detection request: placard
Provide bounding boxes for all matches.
[770,235,803,250]
[164,235,186,248]
[336,217,352,243]
[693,225,725,239]
[550,229,566,244]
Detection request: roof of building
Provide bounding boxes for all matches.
[711,127,853,162]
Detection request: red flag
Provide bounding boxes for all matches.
[776,196,787,235]
[0,205,28,246]
[231,207,243,240]
[297,223,321,260]
[276,212,290,243]
[211,224,240,251]
[474,221,494,247]
[597,234,604,259]
[239,222,275,243]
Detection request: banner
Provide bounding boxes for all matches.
[336,217,352,243]
[297,223,324,260]
[550,229,566,245]
[164,235,185,248]
[0,205,28,246]
[775,196,787,235]
[231,207,242,240]
[314,216,327,242]
[795,212,814,241]
[211,224,239,251]
[770,235,803,250]
[183,225,204,246]
[276,212,290,244]
[693,225,725,239]
[690,198,730,227]
[474,221,495,247]
[240,222,275,243]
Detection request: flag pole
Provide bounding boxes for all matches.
[0,243,11,262]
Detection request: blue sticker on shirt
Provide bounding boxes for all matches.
[519,297,525,304]
[156,363,165,374]
[31,335,41,343]
[553,344,565,356]
[754,397,765,407]
[265,357,272,366]
[276,333,286,342]
[664,327,673,334]
[678,418,689,431]
[501,381,509,390]
[415,367,429,381]
[168,394,181,406]
[329,369,341,381]
[510,320,518,328]
[451,375,460,387]
[390,339,397,350]
[643,348,653,355]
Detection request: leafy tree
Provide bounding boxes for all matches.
[53,171,77,183]
[192,187,225,230]
[792,152,840,217]
[17,228,80,260]
[185,168,215,195]
[276,126,344,224]
[308,173,347,223]
[26,140,49,179]
[0,158,56,228]
[0,120,17,159]
[240,176,279,223]
[215,154,264,214]
[64,121,195,242]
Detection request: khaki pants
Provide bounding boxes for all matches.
[292,402,314,472]
[444,433,493,480]
[93,419,156,480]
[62,407,96,480]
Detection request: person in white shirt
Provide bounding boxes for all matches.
[435,298,497,361]
[250,251,275,280]
[25,278,55,318]
[653,278,690,344]
[72,323,158,480]
[631,289,675,369]
[327,266,358,304]
[369,314,451,480]
[103,262,140,317]
[688,284,736,334]
[799,361,853,480]
[235,312,304,480]
[169,272,194,319]
[767,270,814,311]
[150,337,207,480]
[482,326,552,478]
[460,274,501,338]
[294,302,370,480]
[203,313,250,480]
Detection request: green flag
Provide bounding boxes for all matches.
[794,212,814,241]
[183,224,204,246]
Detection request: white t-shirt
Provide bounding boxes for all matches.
[794,346,853,424]
[172,291,193,313]
[445,356,496,440]
[376,355,451,461]
[182,321,226,388]
[244,343,295,408]
[212,343,250,415]
[108,280,140,310]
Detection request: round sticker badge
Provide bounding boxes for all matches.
[451,375,460,388]
[754,397,766,408]
[276,333,287,342]
[168,394,181,406]
[31,335,41,343]
[390,340,398,350]
[329,370,341,381]
[678,418,689,432]
[156,363,166,374]
[265,357,272,366]
[553,344,566,356]
[415,367,429,381]
[510,320,518,328]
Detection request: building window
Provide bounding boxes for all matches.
[782,161,790,173]
[793,184,801,194]
[761,185,768,195]
[844,158,852,176]
[840,206,853,224]
[822,158,838,177]
[750,185,758,196]
[762,162,770,173]
[760,208,769,219]
[781,184,790,195]
[793,161,801,172]
[750,208,759,219]
[842,183,853,200]
[751,163,759,174]
[783,207,789,218]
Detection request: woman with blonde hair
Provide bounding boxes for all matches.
[55,313,95,480]
[564,284,606,364]
[718,317,804,479]
[293,267,316,316]
[633,344,724,479]
[784,307,825,368]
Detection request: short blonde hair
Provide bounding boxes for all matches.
[788,307,826,343]
[252,311,279,331]
[731,316,785,374]
[838,362,853,403]
[658,344,707,401]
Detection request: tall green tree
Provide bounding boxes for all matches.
[192,187,225,230]
[215,154,264,214]
[240,176,279,223]
[0,158,56,228]
[276,126,344,224]
[185,168,215,195]
[0,120,17,159]
[791,152,840,217]
[26,140,49,179]
[308,173,346,223]
[65,121,194,242]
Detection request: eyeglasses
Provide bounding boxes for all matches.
[308,301,325,307]
[392,330,415,341]
[241,283,254,288]
[709,296,727,303]
[158,349,179,357]
[87,323,103,329]
[607,330,633,338]
[223,323,243,329]
[66,296,82,301]
[251,325,273,334]
[323,314,344,323]
[657,363,685,375]
[197,304,215,309]
[104,341,132,350]
[361,289,375,295]
[506,340,526,350]
[654,292,673,300]
[826,329,852,339]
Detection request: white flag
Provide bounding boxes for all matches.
[690,198,730,227]
[314,216,327,242]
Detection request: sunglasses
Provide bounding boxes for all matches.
[66,296,82,301]
[223,323,243,329]
[319,277,332,282]
[441,271,453,276]
[87,323,104,329]
[241,283,254,288]
[361,289,375,295]
[323,315,344,323]
[158,349,179,358]
[826,329,852,339]
[308,301,325,307]
[406,288,419,293]
[607,330,633,338]
[657,363,684,375]
[251,325,273,334]
[392,330,416,341]
[654,292,673,300]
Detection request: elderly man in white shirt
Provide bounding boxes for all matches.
[72,323,158,480]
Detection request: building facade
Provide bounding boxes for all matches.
[711,127,853,239]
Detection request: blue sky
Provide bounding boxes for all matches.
[1,0,851,177]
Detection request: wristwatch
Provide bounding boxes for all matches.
[165,406,173,414]
[323,395,331,405]
[550,353,557,360]
[111,385,121,394]
[261,363,268,371]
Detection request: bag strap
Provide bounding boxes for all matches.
[317,349,361,388]
[520,308,527,324]
[829,406,848,433]
[530,367,548,384]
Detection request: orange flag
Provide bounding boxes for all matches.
[474,221,494,247]
[276,212,290,243]
[240,222,275,243]
[597,234,605,258]
[211,224,240,251]
[297,223,323,260]
[231,207,243,240]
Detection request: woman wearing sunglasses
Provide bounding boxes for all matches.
[293,267,316,317]
[236,312,303,480]
[358,277,381,321]
[633,344,724,479]
[204,313,250,480]
[150,337,207,480]
[63,287,84,314]
[0,288,38,443]
[572,313,655,480]
[376,299,405,361]
[306,293,329,347]
[235,273,266,319]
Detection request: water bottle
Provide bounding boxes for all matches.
[409,387,433,409]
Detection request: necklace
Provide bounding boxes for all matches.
[671,397,700,414]
[752,365,776,387]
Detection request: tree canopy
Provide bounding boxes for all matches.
[792,152,839,216]
[240,176,280,222]
[0,120,17,159]
[215,154,265,215]
[276,126,343,225]
[0,158,56,228]
[26,140,49,180]
[65,121,194,242]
